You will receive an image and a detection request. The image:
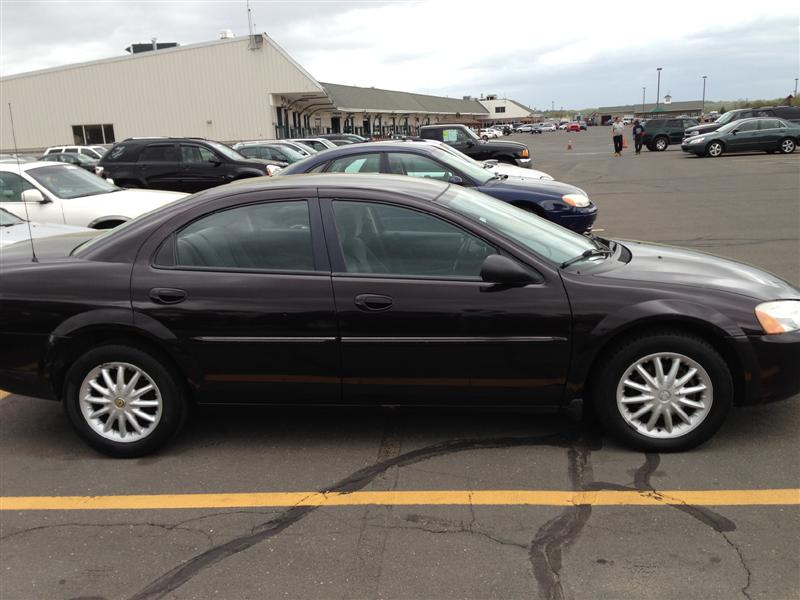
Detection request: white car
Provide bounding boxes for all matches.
[557,123,569,130]
[286,138,337,152]
[478,128,502,140]
[0,163,186,229]
[43,145,107,160]
[536,123,557,132]
[420,140,554,181]
[515,124,536,133]
[0,207,92,246]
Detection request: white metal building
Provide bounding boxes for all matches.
[0,33,487,152]
[477,96,539,125]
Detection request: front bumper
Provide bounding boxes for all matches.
[515,157,532,168]
[728,330,800,405]
[554,208,597,234]
[680,142,704,154]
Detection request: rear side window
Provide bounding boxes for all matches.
[327,153,381,174]
[140,144,178,163]
[104,144,132,162]
[174,201,314,272]
[758,119,784,129]
[645,120,664,128]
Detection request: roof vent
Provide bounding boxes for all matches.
[220,29,234,39]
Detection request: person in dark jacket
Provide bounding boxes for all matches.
[632,120,645,154]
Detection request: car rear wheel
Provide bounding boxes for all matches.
[706,141,724,157]
[591,331,732,452]
[482,135,489,141]
[63,344,187,457]
[653,136,668,151]
[779,138,796,154]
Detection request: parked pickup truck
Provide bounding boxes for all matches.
[420,124,532,168]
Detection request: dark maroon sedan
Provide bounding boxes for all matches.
[0,174,797,456]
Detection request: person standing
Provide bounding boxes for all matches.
[611,117,624,156]
[632,119,645,154]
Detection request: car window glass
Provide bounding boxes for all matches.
[442,128,470,143]
[140,144,178,162]
[239,147,264,159]
[327,154,381,174]
[27,165,118,199]
[736,121,759,132]
[332,200,496,278]
[386,153,454,181]
[175,201,314,271]
[759,119,783,129]
[181,145,217,163]
[0,172,35,202]
[64,148,78,153]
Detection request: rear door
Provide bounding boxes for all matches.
[137,143,182,190]
[319,191,572,406]
[756,119,787,150]
[131,189,340,404]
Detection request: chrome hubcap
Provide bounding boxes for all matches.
[781,140,794,152]
[656,139,666,150]
[709,144,721,156]
[79,362,163,443]
[616,352,713,439]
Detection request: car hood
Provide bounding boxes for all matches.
[480,176,584,199]
[599,240,799,301]
[684,123,721,136]
[479,139,529,153]
[0,222,93,246]
[488,162,553,180]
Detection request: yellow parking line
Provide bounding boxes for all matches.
[1,489,798,511]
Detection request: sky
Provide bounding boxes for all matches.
[1,0,798,109]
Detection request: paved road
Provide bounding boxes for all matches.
[1,127,799,600]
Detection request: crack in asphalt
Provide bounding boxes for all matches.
[127,431,577,600]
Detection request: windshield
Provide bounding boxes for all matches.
[0,207,24,226]
[716,119,750,134]
[430,147,495,185]
[91,146,107,156]
[715,111,740,125]
[437,186,595,265]
[27,165,119,199]
[206,141,246,161]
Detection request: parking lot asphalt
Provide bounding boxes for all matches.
[1,126,799,600]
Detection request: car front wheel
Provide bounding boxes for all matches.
[64,344,187,457]
[779,138,796,154]
[592,331,732,452]
[706,141,724,157]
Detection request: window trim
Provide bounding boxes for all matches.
[150,197,330,276]
[320,197,506,283]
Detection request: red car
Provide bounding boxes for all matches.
[567,122,581,132]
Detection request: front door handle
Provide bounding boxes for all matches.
[354,293,393,312]
[149,287,187,305]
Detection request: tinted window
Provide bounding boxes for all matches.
[327,153,381,174]
[758,119,784,129]
[645,120,665,128]
[104,144,131,162]
[64,148,78,153]
[239,146,268,159]
[140,144,178,162]
[752,109,773,118]
[736,121,759,132]
[181,145,217,163]
[666,120,680,127]
[0,172,35,202]
[332,200,495,278]
[387,153,454,182]
[175,201,314,271]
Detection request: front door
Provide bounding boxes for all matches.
[321,197,571,406]
[180,144,228,192]
[131,194,340,404]
[726,120,761,152]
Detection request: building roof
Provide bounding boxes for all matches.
[319,82,488,115]
[597,100,704,113]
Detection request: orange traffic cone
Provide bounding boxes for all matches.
[567,139,573,150]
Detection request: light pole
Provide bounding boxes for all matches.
[795,78,798,98]
[642,87,646,114]
[701,75,707,119]
[656,67,662,109]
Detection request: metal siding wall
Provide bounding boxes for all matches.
[0,38,321,151]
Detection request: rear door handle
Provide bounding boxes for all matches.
[149,288,187,305]
[354,293,393,312]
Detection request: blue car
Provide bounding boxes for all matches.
[279,141,597,233]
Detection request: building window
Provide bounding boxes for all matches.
[495,107,506,113]
[72,124,115,145]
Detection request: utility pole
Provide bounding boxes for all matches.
[642,87,646,114]
[701,75,707,119]
[656,67,662,109]
[795,78,798,98]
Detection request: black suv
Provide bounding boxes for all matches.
[420,124,531,167]
[684,106,800,139]
[642,118,699,151]
[97,138,273,193]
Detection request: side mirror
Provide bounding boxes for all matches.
[208,158,222,165]
[480,255,538,285]
[731,130,737,135]
[21,189,48,204]
[448,175,463,185]
[466,140,475,147]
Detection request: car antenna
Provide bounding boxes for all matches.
[6,102,38,263]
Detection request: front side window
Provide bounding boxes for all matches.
[332,200,495,278]
[442,128,471,143]
[327,153,381,174]
[27,165,119,199]
[175,201,314,272]
[140,144,178,163]
[736,121,759,132]
[387,153,453,181]
[181,145,217,163]
[0,172,36,202]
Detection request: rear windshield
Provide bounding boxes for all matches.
[102,143,140,162]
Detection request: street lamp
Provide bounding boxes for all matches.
[702,75,707,119]
[642,87,646,114]
[795,78,798,98]
[656,67,662,109]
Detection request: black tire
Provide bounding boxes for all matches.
[63,344,187,457]
[482,135,489,141]
[653,136,669,151]
[590,331,733,452]
[778,137,796,154]
[705,141,724,158]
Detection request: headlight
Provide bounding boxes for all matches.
[562,193,591,208]
[755,300,800,334]
[688,136,706,144]
[520,148,529,158]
